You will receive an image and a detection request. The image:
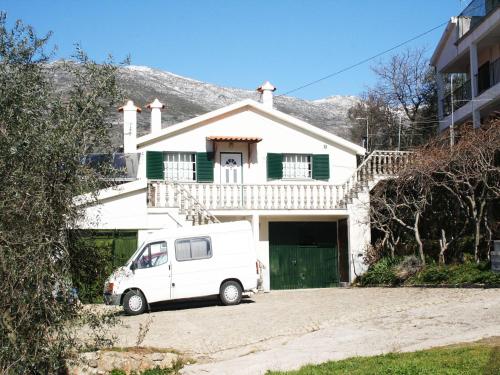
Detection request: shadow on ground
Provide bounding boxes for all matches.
[113,295,255,316]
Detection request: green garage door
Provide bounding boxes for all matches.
[269,222,338,290]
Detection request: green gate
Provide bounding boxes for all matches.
[269,222,338,290]
[74,230,138,267]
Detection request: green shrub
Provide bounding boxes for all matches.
[68,234,115,303]
[418,264,450,283]
[446,262,500,284]
[360,258,500,286]
[406,260,500,285]
[357,257,400,286]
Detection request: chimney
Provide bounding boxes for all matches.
[118,100,141,153]
[257,81,276,108]
[146,98,165,134]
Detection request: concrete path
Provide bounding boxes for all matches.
[110,288,500,374]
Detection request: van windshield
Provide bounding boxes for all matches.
[125,241,145,266]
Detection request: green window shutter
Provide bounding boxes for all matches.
[146,151,164,179]
[267,153,283,180]
[196,152,214,182]
[312,154,330,180]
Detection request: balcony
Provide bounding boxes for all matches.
[442,79,472,117]
[149,182,344,211]
[477,57,500,94]
[147,151,413,213]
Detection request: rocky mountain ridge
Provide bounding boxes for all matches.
[53,63,359,147]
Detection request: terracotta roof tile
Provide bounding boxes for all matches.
[206,136,262,142]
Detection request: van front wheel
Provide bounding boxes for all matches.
[123,290,146,315]
[220,281,242,306]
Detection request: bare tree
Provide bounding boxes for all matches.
[370,172,431,265]
[348,91,398,150]
[368,121,500,266]
[372,47,433,123]
[430,124,500,262]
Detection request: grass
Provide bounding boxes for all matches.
[266,337,500,375]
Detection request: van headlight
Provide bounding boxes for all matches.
[104,282,114,294]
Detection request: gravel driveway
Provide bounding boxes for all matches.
[109,288,500,374]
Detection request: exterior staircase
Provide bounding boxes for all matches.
[147,150,413,226]
[337,150,413,206]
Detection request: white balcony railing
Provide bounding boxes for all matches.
[147,151,413,213]
[149,181,344,210]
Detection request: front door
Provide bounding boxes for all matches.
[220,153,243,207]
[220,153,242,184]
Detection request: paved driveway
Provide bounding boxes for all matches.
[110,288,500,374]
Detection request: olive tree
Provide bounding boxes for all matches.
[0,14,123,373]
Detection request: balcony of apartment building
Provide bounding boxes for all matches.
[432,0,500,131]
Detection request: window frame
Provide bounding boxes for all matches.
[282,153,313,180]
[133,241,168,269]
[163,152,197,182]
[174,236,212,262]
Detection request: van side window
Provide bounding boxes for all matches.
[175,237,212,261]
[135,241,168,269]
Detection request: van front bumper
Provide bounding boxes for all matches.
[104,293,122,306]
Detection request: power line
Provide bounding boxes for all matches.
[277,1,489,97]
[277,20,448,97]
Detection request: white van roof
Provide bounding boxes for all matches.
[145,220,252,242]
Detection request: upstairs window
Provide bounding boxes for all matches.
[164,152,196,181]
[283,154,312,179]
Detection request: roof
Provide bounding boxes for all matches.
[207,136,262,143]
[74,179,147,206]
[430,18,457,66]
[136,99,366,155]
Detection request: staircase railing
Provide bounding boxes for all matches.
[336,150,413,206]
[172,181,220,225]
[147,180,220,225]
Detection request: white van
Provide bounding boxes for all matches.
[103,221,259,315]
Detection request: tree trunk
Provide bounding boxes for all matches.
[438,229,447,265]
[484,213,493,261]
[473,200,486,263]
[414,212,425,265]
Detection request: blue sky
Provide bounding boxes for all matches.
[2,1,464,99]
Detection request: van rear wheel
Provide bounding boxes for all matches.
[123,290,146,315]
[219,281,242,306]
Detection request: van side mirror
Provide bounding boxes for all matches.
[130,262,137,271]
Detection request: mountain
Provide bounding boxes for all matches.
[53,63,360,147]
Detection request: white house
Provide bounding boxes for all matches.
[77,81,410,291]
[431,0,500,132]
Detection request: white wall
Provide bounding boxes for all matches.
[138,108,358,185]
[346,190,371,280]
[79,188,182,232]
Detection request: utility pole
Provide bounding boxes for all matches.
[356,117,369,153]
[398,114,402,151]
[450,74,455,147]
